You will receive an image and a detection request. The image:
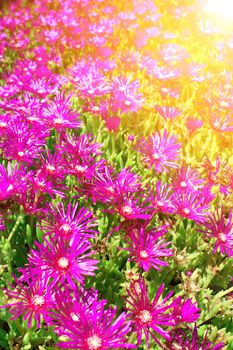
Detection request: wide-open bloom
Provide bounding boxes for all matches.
[115,195,152,221]
[24,77,59,98]
[201,207,233,256]
[167,326,225,350]
[150,180,175,214]
[1,268,54,328]
[80,166,142,205]
[172,297,200,325]
[124,225,172,271]
[28,235,99,288]
[1,121,49,164]
[208,113,233,132]
[42,92,81,132]
[0,163,27,201]
[71,70,111,98]
[58,133,103,164]
[26,170,66,198]
[171,166,204,193]
[42,202,98,242]
[172,190,212,223]
[56,300,135,349]
[137,130,180,173]
[126,278,175,346]
[37,150,65,180]
[48,286,100,335]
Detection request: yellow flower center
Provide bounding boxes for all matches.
[121,205,133,215]
[182,207,190,215]
[218,232,227,242]
[152,152,160,160]
[87,335,102,350]
[31,294,45,307]
[138,309,152,324]
[61,223,71,233]
[57,257,69,269]
[139,250,149,259]
[70,312,80,322]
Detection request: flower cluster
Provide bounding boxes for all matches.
[1,0,233,348]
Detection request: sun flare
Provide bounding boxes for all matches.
[205,0,233,21]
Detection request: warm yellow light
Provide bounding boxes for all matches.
[205,0,233,21]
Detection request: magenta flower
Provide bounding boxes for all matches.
[80,166,142,205]
[28,235,99,288]
[42,202,98,242]
[38,150,65,180]
[172,191,211,223]
[0,163,26,201]
[27,170,65,198]
[186,117,203,135]
[124,225,172,271]
[155,105,181,120]
[201,207,233,256]
[104,116,121,131]
[150,180,174,214]
[126,278,175,346]
[48,286,100,335]
[42,92,81,131]
[171,166,204,193]
[72,70,110,98]
[172,297,200,325]
[1,121,49,164]
[56,300,135,349]
[137,130,180,173]
[1,269,54,328]
[79,165,117,204]
[70,159,106,182]
[115,196,151,221]
[112,87,144,114]
[168,326,225,350]
[24,77,59,98]
[58,133,103,164]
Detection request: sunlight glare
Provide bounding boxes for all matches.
[205,0,233,21]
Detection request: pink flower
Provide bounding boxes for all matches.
[28,235,99,288]
[1,269,54,328]
[137,130,180,173]
[172,190,212,223]
[104,116,121,131]
[171,166,204,193]
[1,121,49,164]
[80,166,142,205]
[126,278,175,346]
[155,105,181,120]
[42,92,81,131]
[124,225,172,271]
[0,163,26,201]
[150,180,174,214]
[201,207,233,256]
[42,202,98,242]
[186,117,203,135]
[72,70,110,98]
[115,196,151,221]
[172,297,200,325]
[56,300,135,349]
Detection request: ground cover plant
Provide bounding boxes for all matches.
[1,0,233,349]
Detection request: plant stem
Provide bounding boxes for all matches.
[7,215,24,243]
